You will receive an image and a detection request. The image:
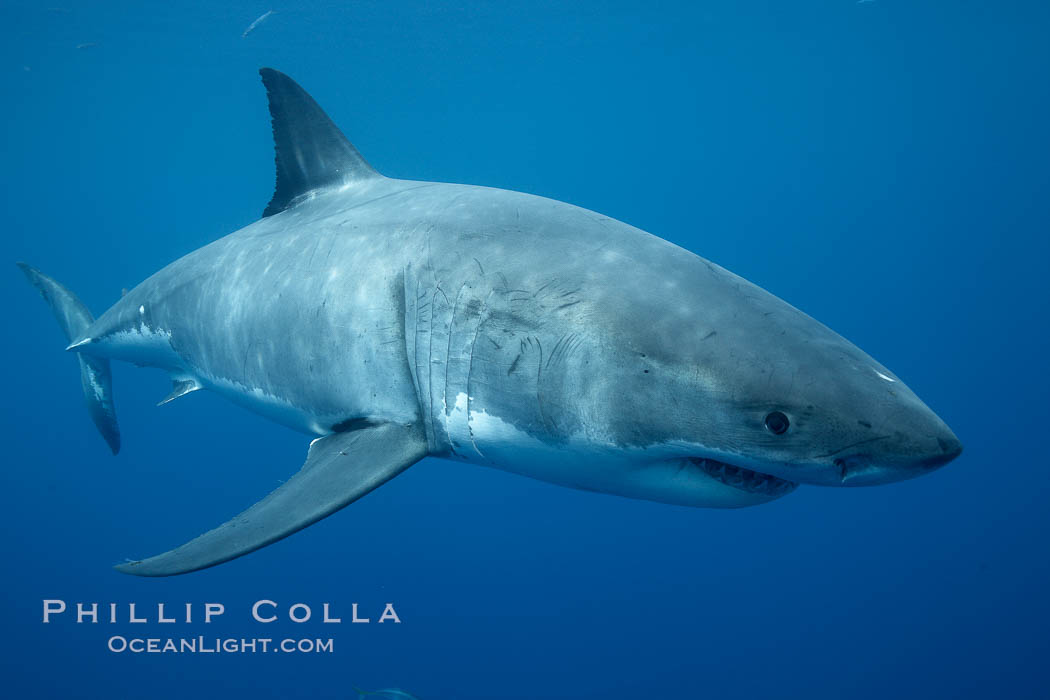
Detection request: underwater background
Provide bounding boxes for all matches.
[2,1,1048,698]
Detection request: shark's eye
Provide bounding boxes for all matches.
[765,411,790,435]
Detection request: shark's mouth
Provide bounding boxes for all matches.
[688,457,797,496]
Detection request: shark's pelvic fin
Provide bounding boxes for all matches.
[259,67,381,218]
[115,421,427,576]
[157,378,201,406]
[17,263,120,455]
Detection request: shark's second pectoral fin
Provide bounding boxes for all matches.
[115,422,427,577]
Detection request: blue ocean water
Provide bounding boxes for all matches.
[2,1,1047,698]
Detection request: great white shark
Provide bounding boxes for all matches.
[20,69,962,576]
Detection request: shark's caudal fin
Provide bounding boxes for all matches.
[259,67,382,218]
[17,263,120,455]
[115,422,427,576]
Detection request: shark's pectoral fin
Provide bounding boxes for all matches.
[115,422,427,577]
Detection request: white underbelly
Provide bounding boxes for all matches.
[199,371,337,436]
[440,392,774,508]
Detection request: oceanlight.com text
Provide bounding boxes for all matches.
[107,636,334,654]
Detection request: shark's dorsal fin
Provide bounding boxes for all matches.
[259,68,381,218]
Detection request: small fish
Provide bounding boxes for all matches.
[76,42,97,50]
[242,9,274,38]
[353,688,421,700]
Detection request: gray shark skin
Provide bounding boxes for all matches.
[20,69,961,576]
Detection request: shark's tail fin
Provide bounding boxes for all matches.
[18,263,120,454]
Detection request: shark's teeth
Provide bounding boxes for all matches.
[688,457,796,496]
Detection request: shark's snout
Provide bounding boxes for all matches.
[926,432,964,468]
[836,417,962,486]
